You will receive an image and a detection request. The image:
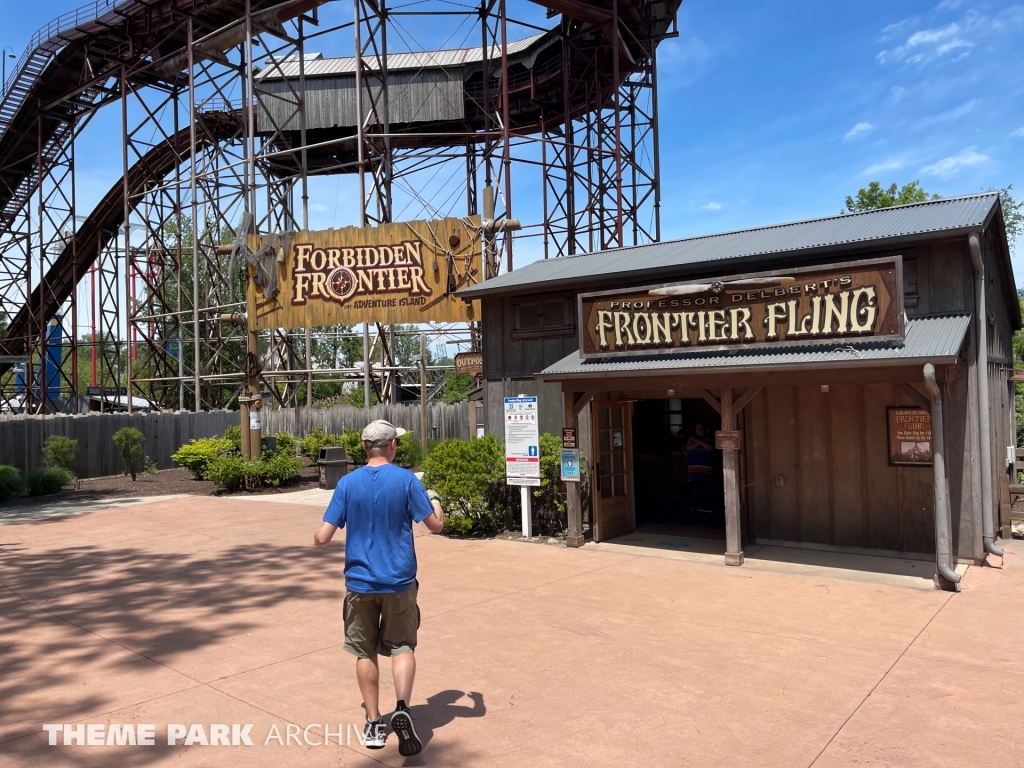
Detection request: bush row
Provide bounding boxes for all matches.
[421,433,587,537]
[0,464,74,502]
[300,426,424,468]
[171,428,304,488]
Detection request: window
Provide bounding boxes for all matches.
[511,296,575,339]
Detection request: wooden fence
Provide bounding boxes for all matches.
[263,402,471,443]
[0,402,470,478]
[0,410,237,478]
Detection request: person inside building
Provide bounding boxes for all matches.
[681,424,715,514]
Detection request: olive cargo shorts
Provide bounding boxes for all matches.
[343,582,420,658]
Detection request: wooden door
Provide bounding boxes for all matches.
[592,400,634,541]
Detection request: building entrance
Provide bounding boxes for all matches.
[633,398,724,536]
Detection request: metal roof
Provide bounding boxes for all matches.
[257,32,551,79]
[464,193,1002,298]
[536,314,971,381]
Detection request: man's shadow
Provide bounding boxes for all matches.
[402,690,485,749]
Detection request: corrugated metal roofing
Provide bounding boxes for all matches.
[464,193,1001,298]
[257,32,550,80]
[536,314,971,380]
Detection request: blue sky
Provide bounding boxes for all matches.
[4,0,1024,279]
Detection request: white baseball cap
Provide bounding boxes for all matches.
[361,419,407,444]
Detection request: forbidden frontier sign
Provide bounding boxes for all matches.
[504,396,540,486]
[248,217,482,329]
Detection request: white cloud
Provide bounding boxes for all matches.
[844,122,875,142]
[878,18,917,43]
[889,86,907,103]
[862,157,905,176]
[1011,126,1024,138]
[310,202,329,213]
[877,21,973,64]
[919,147,989,177]
[917,99,978,128]
[701,202,723,211]
[935,0,963,12]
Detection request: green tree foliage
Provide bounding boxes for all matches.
[300,427,342,461]
[41,435,78,475]
[844,180,940,213]
[993,186,1023,258]
[112,427,146,481]
[441,371,473,404]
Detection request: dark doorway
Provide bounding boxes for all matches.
[632,398,725,535]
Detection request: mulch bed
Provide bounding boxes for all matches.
[0,464,322,510]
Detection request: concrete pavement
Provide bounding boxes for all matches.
[0,495,1021,766]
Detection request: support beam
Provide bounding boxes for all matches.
[721,387,743,566]
[701,389,721,414]
[734,386,762,414]
[564,390,585,548]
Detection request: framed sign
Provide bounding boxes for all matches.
[454,351,483,375]
[561,449,581,482]
[249,217,482,329]
[578,256,903,359]
[562,427,577,449]
[715,430,742,450]
[504,396,540,486]
[887,407,932,466]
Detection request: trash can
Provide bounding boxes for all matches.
[318,446,349,490]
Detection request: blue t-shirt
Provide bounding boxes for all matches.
[322,463,434,594]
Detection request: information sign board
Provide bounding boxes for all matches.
[504,396,540,486]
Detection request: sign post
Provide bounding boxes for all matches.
[505,395,540,537]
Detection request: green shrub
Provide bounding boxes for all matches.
[421,434,508,534]
[300,427,341,461]
[274,431,298,456]
[142,457,159,475]
[112,427,146,481]
[171,437,234,479]
[42,435,78,475]
[25,467,72,496]
[205,454,246,488]
[257,453,304,486]
[224,425,243,451]
[338,430,366,464]
[395,433,423,468]
[0,465,25,502]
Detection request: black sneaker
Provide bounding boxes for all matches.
[390,708,422,756]
[363,718,387,749]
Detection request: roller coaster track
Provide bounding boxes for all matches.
[0,0,679,383]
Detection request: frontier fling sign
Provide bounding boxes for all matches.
[249,217,481,328]
[578,257,903,359]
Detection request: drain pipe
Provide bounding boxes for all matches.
[969,231,1004,559]
[924,363,961,590]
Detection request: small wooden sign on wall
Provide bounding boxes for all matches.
[887,407,932,466]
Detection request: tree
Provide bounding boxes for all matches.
[113,427,146,481]
[844,181,940,213]
[993,186,1023,258]
[441,371,473,404]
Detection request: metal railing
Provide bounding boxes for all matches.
[0,0,132,128]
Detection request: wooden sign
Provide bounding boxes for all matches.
[562,427,577,449]
[454,351,483,375]
[715,430,742,450]
[578,257,903,359]
[248,217,482,329]
[887,407,932,466]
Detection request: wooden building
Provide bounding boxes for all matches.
[459,194,1019,590]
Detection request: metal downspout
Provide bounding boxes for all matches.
[924,363,961,591]
[969,231,1004,559]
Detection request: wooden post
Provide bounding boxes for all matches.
[721,388,743,566]
[419,333,428,452]
[564,390,584,547]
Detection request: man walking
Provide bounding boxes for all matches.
[313,419,444,756]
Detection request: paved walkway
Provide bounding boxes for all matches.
[0,495,1021,766]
